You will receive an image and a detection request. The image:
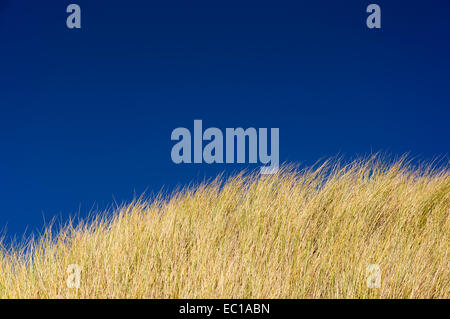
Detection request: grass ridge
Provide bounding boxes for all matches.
[0,156,448,298]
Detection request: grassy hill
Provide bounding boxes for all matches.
[0,157,448,298]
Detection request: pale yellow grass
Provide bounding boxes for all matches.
[0,157,448,298]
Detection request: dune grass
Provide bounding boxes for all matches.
[0,156,448,298]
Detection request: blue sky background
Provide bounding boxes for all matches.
[0,0,449,242]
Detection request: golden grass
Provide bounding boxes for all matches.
[0,157,448,298]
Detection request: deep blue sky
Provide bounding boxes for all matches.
[0,0,449,242]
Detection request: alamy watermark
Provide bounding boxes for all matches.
[366,264,381,288]
[65,4,380,30]
[66,4,81,29]
[171,120,279,174]
[366,4,381,29]
[66,264,81,289]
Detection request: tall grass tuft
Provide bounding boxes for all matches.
[0,156,448,298]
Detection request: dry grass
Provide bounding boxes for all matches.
[0,156,448,298]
